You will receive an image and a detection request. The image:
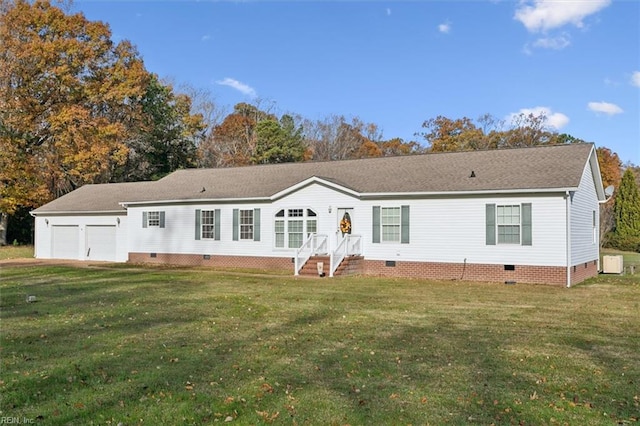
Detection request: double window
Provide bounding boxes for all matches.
[486,203,532,245]
[274,208,317,248]
[195,208,260,241]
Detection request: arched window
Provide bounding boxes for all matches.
[274,208,317,248]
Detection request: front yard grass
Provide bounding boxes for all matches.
[0,245,33,260]
[1,264,638,425]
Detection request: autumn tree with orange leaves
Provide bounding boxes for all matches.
[0,0,204,244]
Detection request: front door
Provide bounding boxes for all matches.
[336,208,354,246]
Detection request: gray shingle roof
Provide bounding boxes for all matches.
[33,143,596,213]
[31,181,157,213]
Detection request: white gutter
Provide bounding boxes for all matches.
[120,197,270,208]
[566,191,572,288]
[30,210,126,216]
[119,187,580,208]
[360,187,579,199]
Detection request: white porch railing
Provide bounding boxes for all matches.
[330,234,362,277]
[294,233,328,276]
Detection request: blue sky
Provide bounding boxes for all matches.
[73,0,639,164]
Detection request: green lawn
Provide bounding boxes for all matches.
[1,264,638,425]
[0,245,33,260]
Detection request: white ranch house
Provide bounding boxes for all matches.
[31,143,606,286]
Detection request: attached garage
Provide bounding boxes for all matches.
[86,225,117,261]
[51,225,80,260]
[31,181,152,262]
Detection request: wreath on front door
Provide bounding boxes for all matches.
[340,212,352,235]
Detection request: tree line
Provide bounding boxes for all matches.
[1,0,638,250]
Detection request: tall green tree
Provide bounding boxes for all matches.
[119,75,205,181]
[253,115,305,164]
[612,168,640,251]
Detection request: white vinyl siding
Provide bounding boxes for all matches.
[122,179,582,269]
[570,160,600,265]
[365,197,565,266]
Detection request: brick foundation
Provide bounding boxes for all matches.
[128,252,292,272]
[363,259,599,286]
[570,259,599,286]
[127,252,599,286]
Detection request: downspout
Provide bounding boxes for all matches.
[566,191,571,288]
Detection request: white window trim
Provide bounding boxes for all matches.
[274,208,318,249]
[201,210,216,240]
[496,204,521,245]
[381,207,401,243]
[239,209,254,241]
[147,211,161,228]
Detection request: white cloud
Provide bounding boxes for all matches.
[532,34,570,50]
[508,107,569,130]
[514,0,611,32]
[201,35,211,42]
[588,101,623,115]
[632,71,640,88]
[438,22,451,34]
[386,8,391,16]
[215,78,257,98]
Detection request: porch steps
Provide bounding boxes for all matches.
[298,255,364,277]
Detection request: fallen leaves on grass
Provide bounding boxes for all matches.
[256,410,280,423]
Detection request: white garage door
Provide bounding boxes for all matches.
[86,225,117,261]
[51,225,80,260]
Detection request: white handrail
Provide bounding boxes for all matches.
[294,233,328,275]
[330,234,362,277]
